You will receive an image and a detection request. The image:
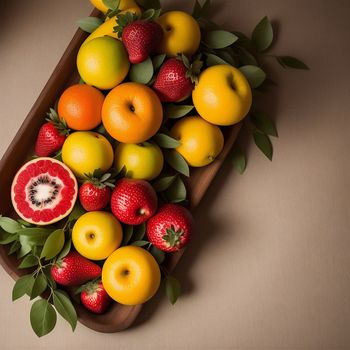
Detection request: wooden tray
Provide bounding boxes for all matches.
[0,9,241,333]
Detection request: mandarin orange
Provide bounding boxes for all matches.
[57,84,104,130]
[102,82,163,143]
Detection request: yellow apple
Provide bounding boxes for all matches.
[61,131,114,179]
[157,11,201,57]
[192,65,252,126]
[102,246,161,305]
[72,211,123,260]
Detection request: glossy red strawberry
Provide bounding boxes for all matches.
[153,55,202,102]
[79,170,114,211]
[111,178,157,225]
[51,251,101,286]
[35,108,69,157]
[146,204,194,252]
[118,19,163,64]
[80,280,111,314]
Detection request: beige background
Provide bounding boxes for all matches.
[1,0,349,349]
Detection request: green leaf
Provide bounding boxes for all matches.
[152,175,177,192]
[276,56,309,70]
[8,240,21,255]
[204,30,238,49]
[133,223,146,241]
[166,176,187,203]
[216,50,236,66]
[252,16,273,52]
[102,0,120,10]
[12,274,35,301]
[131,240,149,247]
[122,225,133,246]
[0,216,21,233]
[152,54,166,70]
[53,290,77,332]
[164,104,194,119]
[165,276,181,305]
[192,0,211,19]
[136,0,161,9]
[150,245,165,264]
[239,65,266,88]
[30,299,57,337]
[141,8,155,20]
[251,111,278,137]
[153,133,181,149]
[206,53,230,67]
[18,254,38,269]
[79,77,85,84]
[57,239,71,260]
[253,131,273,160]
[77,17,103,33]
[68,202,85,222]
[17,219,33,227]
[129,57,154,84]
[40,229,65,261]
[164,150,190,177]
[30,273,48,300]
[17,228,52,237]
[18,233,47,259]
[0,233,18,245]
[231,145,246,174]
[238,47,258,66]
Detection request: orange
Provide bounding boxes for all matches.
[102,82,163,143]
[58,84,105,130]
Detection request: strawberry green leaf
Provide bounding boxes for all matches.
[276,56,309,70]
[152,175,177,192]
[77,17,103,33]
[165,276,181,305]
[153,133,181,149]
[12,274,35,301]
[239,65,266,88]
[253,131,273,160]
[164,150,190,177]
[204,30,238,49]
[18,254,38,269]
[251,111,278,137]
[164,104,194,119]
[40,229,65,261]
[53,290,77,332]
[141,8,156,20]
[252,16,273,52]
[30,273,48,300]
[0,216,22,233]
[129,57,154,84]
[30,299,57,337]
[230,145,246,174]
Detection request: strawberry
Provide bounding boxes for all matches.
[146,204,194,252]
[79,170,115,211]
[80,280,111,314]
[114,13,163,64]
[152,55,203,102]
[35,108,69,157]
[51,251,101,286]
[111,178,157,225]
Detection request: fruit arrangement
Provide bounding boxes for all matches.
[0,0,308,337]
